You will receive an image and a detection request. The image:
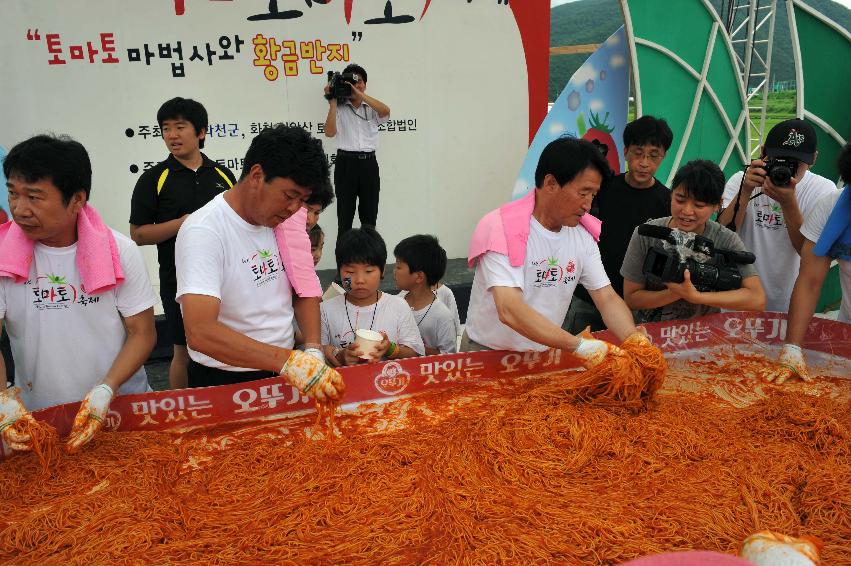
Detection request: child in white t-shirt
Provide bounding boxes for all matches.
[321,228,424,366]
[394,235,458,354]
[433,282,462,336]
[309,223,324,267]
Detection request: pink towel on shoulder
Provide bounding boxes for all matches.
[275,207,322,298]
[467,189,602,268]
[0,205,123,295]
[0,220,35,282]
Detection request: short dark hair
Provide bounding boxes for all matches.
[623,115,673,151]
[306,178,334,209]
[3,134,92,205]
[309,223,324,248]
[394,235,447,286]
[838,141,851,186]
[534,137,612,188]
[336,227,386,273]
[157,97,209,149]
[343,63,367,84]
[670,159,725,205]
[241,125,331,199]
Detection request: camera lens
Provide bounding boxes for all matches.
[769,165,793,186]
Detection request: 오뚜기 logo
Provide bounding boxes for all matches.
[374,362,411,396]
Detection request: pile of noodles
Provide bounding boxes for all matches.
[1,340,849,564]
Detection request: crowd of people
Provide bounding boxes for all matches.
[1,82,849,452]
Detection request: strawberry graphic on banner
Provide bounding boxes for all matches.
[579,111,620,174]
[513,27,629,199]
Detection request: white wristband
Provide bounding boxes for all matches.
[95,383,114,396]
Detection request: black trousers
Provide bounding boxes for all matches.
[334,151,380,239]
[188,360,275,388]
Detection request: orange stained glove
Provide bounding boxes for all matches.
[280,350,345,402]
[0,387,35,452]
[766,344,812,385]
[66,383,114,453]
[573,337,626,369]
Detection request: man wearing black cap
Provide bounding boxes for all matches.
[718,119,837,312]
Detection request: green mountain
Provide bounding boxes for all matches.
[550,0,851,100]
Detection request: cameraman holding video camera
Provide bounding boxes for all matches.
[323,64,390,242]
[621,160,766,323]
[717,119,836,312]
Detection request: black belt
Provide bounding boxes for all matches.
[337,149,375,159]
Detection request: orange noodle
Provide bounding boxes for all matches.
[1,346,849,564]
[8,417,60,475]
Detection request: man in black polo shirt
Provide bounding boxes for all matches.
[129,97,236,389]
[566,115,673,333]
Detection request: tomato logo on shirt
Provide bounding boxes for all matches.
[31,273,77,309]
[242,248,282,286]
[532,257,576,287]
[30,273,101,310]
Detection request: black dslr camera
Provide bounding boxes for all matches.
[324,71,360,104]
[639,224,755,292]
[764,157,799,186]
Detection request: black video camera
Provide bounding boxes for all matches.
[324,71,360,104]
[764,156,799,187]
[639,224,755,292]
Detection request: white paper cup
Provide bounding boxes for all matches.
[354,329,383,360]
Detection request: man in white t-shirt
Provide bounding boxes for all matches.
[0,135,157,453]
[462,138,647,365]
[769,141,848,384]
[176,125,344,402]
[718,119,836,312]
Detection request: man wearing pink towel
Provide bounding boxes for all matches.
[0,135,158,453]
[463,138,649,367]
[176,125,345,402]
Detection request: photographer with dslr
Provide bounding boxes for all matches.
[718,119,835,312]
[621,160,766,322]
[768,141,851,385]
[323,64,390,241]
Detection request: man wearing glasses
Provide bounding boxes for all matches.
[566,116,674,333]
[323,64,391,243]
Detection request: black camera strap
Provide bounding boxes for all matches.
[348,104,370,122]
[724,170,765,232]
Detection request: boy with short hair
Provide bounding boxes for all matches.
[130,97,236,390]
[309,224,324,267]
[394,235,458,354]
[306,189,333,230]
[321,228,424,366]
[620,160,765,322]
[567,115,674,332]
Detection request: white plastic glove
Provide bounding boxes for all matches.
[740,531,819,566]
[303,347,326,364]
[0,387,36,452]
[767,344,811,385]
[573,337,625,369]
[66,383,113,453]
[280,350,345,402]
